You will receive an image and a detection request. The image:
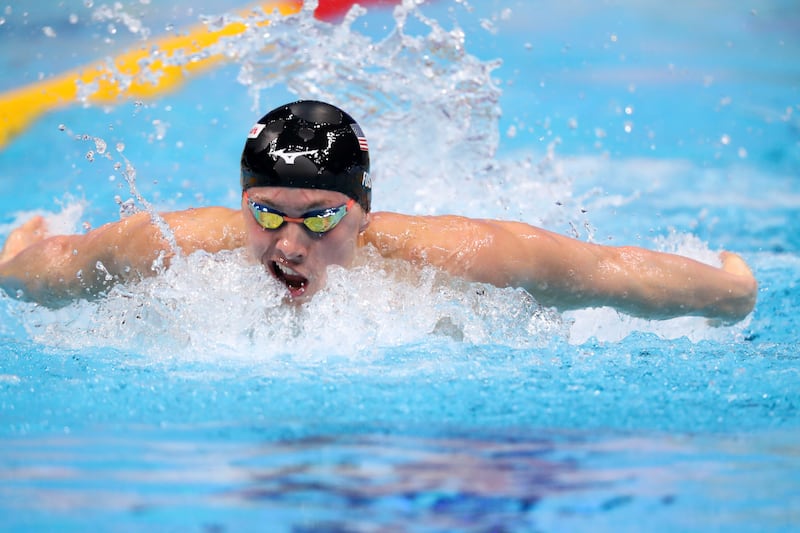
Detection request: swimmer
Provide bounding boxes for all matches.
[0,100,757,322]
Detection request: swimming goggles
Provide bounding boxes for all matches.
[244,191,354,234]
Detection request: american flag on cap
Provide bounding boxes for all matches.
[350,123,368,151]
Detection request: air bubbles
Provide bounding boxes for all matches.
[202,14,229,32]
[115,196,138,218]
[151,119,167,141]
[95,261,113,282]
[42,26,57,38]
[94,138,107,154]
[479,18,497,34]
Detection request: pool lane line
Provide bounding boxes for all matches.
[0,1,318,149]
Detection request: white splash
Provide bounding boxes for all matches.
[1,1,753,358]
[16,246,568,363]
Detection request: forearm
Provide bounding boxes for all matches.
[0,213,175,306]
[545,245,758,321]
[0,234,122,305]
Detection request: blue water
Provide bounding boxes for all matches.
[1,1,799,531]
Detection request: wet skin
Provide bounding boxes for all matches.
[241,186,370,302]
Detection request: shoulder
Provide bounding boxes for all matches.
[361,211,514,262]
[363,211,547,245]
[163,206,246,254]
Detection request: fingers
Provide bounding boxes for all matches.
[717,250,758,320]
[0,215,49,264]
[719,251,754,279]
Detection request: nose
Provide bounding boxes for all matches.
[274,222,309,262]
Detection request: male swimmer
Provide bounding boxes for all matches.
[0,100,757,321]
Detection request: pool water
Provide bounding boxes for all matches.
[1,0,799,531]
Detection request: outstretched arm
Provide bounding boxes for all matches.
[363,212,757,322]
[0,207,245,306]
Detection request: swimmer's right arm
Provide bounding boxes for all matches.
[0,207,245,307]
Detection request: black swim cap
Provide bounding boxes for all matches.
[240,100,371,212]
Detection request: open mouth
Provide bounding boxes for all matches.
[270,261,309,297]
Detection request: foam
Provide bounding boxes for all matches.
[1,2,754,358]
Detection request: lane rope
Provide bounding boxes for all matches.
[0,1,302,148]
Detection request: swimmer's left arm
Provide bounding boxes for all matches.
[364,212,757,322]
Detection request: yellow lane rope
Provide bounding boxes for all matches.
[0,1,302,149]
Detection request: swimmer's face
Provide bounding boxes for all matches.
[242,186,370,302]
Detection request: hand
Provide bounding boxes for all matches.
[719,251,754,279]
[707,251,758,326]
[0,215,49,265]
